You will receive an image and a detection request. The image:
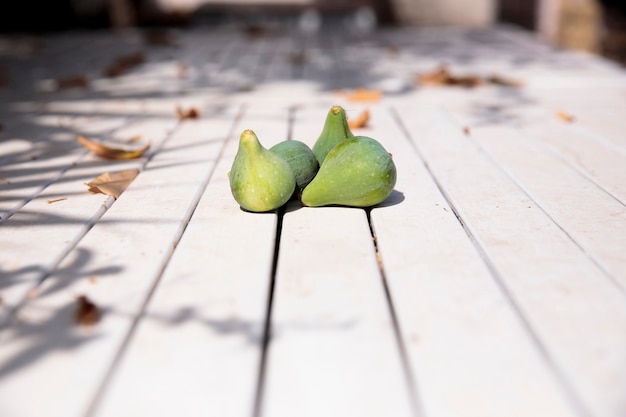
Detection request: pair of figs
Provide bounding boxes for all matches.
[229,105,397,212]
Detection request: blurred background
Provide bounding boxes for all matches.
[0,0,625,64]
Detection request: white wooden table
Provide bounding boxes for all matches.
[1,23,625,417]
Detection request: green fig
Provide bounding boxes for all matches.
[270,140,319,193]
[301,136,396,207]
[311,105,354,164]
[229,129,296,212]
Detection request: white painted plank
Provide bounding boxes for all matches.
[0,113,130,217]
[0,117,177,324]
[263,207,414,417]
[93,105,289,417]
[396,106,626,417]
[521,117,626,205]
[0,106,238,417]
[366,105,579,417]
[261,104,414,417]
[472,125,626,287]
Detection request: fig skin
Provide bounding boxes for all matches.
[301,136,397,208]
[269,140,319,192]
[311,105,354,164]
[229,130,296,212]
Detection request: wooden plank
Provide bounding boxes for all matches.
[367,105,580,417]
[92,105,290,417]
[0,116,177,325]
[471,125,626,287]
[521,116,626,205]
[395,106,626,417]
[0,106,238,417]
[260,103,414,417]
[0,113,130,217]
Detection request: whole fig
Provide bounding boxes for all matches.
[269,140,319,193]
[301,136,396,207]
[229,130,296,212]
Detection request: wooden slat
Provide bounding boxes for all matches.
[367,105,579,417]
[0,106,238,417]
[522,118,626,205]
[261,103,414,417]
[92,105,291,417]
[472,125,626,287]
[395,106,626,417]
[0,116,176,325]
[0,113,130,217]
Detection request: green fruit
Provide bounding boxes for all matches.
[301,136,396,207]
[311,105,354,164]
[270,140,319,192]
[229,129,296,212]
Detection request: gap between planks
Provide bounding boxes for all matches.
[84,104,245,417]
[390,106,594,417]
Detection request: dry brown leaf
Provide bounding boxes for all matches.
[418,65,522,88]
[176,106,199,120]
[74,295,100,326]
[56,75,89,89]
[556,111,575,123]
[47,197,67,204]
[417,65,482,87]
[340,88,383,102]
[103,51,146,77]
[85,169,139,199]
[126,134,143,143]
[348,109,370,129]
[485,74,523,87]
[77,135,150,160]
[287,51,307,65]
[143,29,177,47]
[242,24,270,39]
[463,126,471,136]
[417,65,453,86]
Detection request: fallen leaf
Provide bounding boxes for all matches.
[485,74,522,87]
[77,135,150,160]
[47,197,67,204]
[85,169,139,199]
[287,51,307,65]
[176,106,199,120]
[103,51,146,77]
[556,111,575,123]
[463,126,471,136]
[417,65,482,87]
[417,65,453,86]
[74,295,100,326]
[126,134,143,143]
[56,75,89,89]
[88,277,97,285]
[340,88,383,102]
[143,29,177,46]
[242,24,269,39]
[348,109,370,129]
